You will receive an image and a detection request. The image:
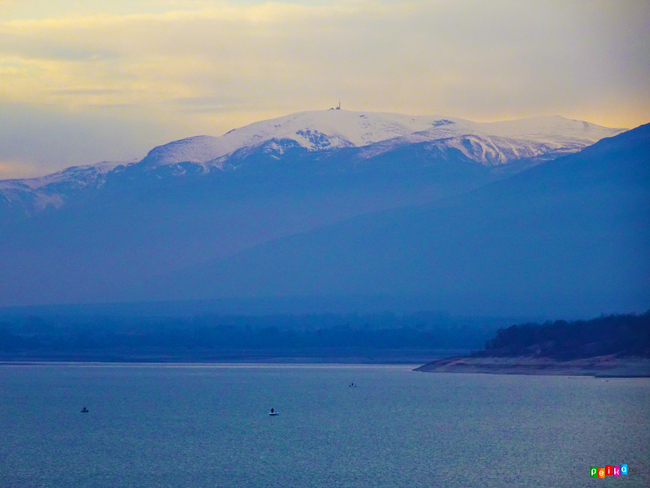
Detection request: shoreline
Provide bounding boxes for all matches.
[414,355,650,377]
[0,348,469,366]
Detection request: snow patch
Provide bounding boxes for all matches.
[134,110,624,170]
[0,110,626,216]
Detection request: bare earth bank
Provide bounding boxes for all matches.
[414,355,650,377]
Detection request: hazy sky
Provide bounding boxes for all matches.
[1,0,648,178]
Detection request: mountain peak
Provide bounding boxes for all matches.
[136,110,625,169]
[0,110,628,216]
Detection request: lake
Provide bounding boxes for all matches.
[1,363,648,487]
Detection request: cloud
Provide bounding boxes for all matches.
[0,0,648,177]
[2,2,649,116]
[0,102,177,177]
[0,159,42,179]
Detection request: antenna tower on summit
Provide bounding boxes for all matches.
[337,100,341,110]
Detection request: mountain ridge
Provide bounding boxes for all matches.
[131,111,628,168]
[134,123,649,316]
[0,115,641,312]
[0,111,624,217]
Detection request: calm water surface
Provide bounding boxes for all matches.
[1,364,648,487]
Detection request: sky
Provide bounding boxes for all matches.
[1,0,648,179]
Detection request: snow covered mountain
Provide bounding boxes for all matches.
[143,123,650,317]
[0,110,643,311]
[139,110,623,168]
[0,160,136,214]
[0,110,624,216]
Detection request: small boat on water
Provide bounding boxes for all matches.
[81,407,88,413]
[269,408,279,416]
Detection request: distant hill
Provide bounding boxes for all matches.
[0,111,625,309]
[0,311,508,362]
[140,123,650,317]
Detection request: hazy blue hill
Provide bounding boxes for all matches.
[0,311,511,361]
[146,124,650,317]
[0,139,499,307]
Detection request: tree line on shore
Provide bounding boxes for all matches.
[477,311,650,359]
